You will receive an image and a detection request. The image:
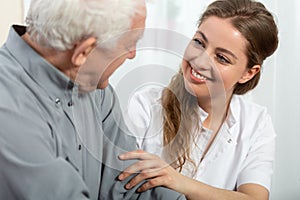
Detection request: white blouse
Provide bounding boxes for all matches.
[124,86,276,192]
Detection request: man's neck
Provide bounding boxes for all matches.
[21,33,78,81]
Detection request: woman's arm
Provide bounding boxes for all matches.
[118,150,269,200]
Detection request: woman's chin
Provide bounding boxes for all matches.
[183,79,196,97]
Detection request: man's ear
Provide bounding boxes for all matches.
[72,37,97,66]
[238,65,261,84]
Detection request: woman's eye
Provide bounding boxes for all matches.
[193,38,205,48]
[216,54,230,64]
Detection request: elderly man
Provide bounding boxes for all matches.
[0,0,185,199]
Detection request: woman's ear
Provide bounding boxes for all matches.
[71,37,97,66]
[238,65,261,84]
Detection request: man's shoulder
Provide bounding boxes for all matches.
[0,55,47,119]
[0,58,24,110]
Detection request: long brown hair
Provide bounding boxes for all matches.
[161,0,279,173]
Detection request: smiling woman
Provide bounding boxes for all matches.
[120,0,279,200]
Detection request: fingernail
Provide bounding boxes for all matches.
[126,183,131,189]
[118,174,123,180]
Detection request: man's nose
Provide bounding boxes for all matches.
[127,49,136,59]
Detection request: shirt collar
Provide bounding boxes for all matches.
[197,95,238,130]
[6,25,75,102]
[197,106,209,123]
[226,95,238,129]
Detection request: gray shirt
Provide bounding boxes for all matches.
[0,25,186,200]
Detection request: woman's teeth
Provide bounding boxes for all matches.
[192,68,207,80]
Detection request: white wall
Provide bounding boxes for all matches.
[0,0,23,45]
[267,1,300,199]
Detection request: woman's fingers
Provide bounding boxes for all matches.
[117,150,185,194]
[125,169,162,190]
[118,160,151,180]
[118,159,169,181]
[118,150,177,192]
[119,149,158,161]
[118,150,169,181]
[137,177,166,192]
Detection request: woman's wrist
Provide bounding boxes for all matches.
[173,173,199,197]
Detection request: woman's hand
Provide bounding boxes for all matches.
[118,150,269,200]
[118,150,187,193]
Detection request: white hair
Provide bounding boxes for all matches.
[26,0,144,50]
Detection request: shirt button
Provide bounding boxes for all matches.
[68,100,74,107]
[55,98,61,105]
[227,139,232,143]
[78,144,82,150]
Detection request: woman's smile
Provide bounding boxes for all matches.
[190,67,208,83]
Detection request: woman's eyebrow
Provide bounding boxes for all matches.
[216,47,238,60]
[196,30,208,43]
[197,30,238,60]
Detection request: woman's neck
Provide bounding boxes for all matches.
[198,94,232,131]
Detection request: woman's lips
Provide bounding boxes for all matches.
[189,66,211,83]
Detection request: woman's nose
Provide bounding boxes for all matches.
[192,51,214,70]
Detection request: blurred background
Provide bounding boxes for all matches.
[1,0,299,199]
